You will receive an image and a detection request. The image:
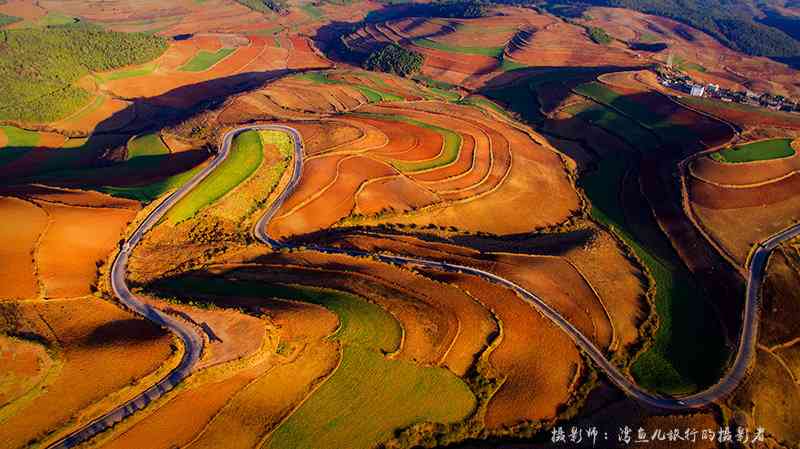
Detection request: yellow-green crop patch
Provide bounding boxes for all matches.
[179,48,236,72]
[126,133,169,160]
[0,126,40,166]
[166,130,263,223]
[95,62,157,82]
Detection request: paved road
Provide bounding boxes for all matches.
[48,124,800,448]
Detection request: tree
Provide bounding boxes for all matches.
[363,44,424,77]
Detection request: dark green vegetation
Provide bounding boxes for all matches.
[152,277,475,449]
[167,130,263,223]
[0,26,167,123]
[544,0,800,58]
[711,138,796,163]
[235,0,288,14]
[0,13,21,27]
[587,26,612,44]
[399,0,492,18]
[485,72,727,394]
[179,48,235,72]
[363,44,424,77]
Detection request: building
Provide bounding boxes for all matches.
[690,85,705,97]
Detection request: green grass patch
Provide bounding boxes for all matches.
[95,62,156,82]
[156,278,475,449]
[672,54,707,73]
[0,126,40,166]
[710,138,795,163]
[411,38,504,58]
[179,48,235,72]
[300,3,325,20]
[357,113,461,172]
[166,130,263,223]
[126,133,169,160]
[0,13,21,28]
[295,71,403,102]
[587,26,613,44]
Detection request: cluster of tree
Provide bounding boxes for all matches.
[0,24,167,123]
[539,0,800,57]
[399,0,493,18]
[587,26,612,44]
[363,43,424,77]
[235,0,288,14]
[0,13,21,28]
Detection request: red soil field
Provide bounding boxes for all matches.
[0,298,173,449]
[0,335,53,410]
[0,0,46,22]
[270,156,397,237]
[286,36,331,70]
[0,196,48,300]
[433,272,580,428]
[689,174,800,209]
[355,176,440,216]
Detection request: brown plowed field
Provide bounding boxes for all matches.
[431,272,579,428]
[0,298,173,449]
[0,196,47,300]
[355,176,440,215]
[689,173,800,209]
[286,36,330,70]
[0,335,53,409]
[487,253,613,350]
[270,156,397,237]
[289,121,365,156]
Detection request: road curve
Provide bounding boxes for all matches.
[48,124,800,448]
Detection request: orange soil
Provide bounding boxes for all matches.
[269,156,397,237]
[0,298,172,449]
[288,121,364,156]
[0,129,7,148]
[7,188,141,299]
[355,176,440,215]
[678,99,800,130]
[0,335,52,408]
[435,272,579,428]
[692,195,800,264]
[54,96,133,135]
[286,36,330,70]
[0,196,47,300]
[0,0,46,21]
[487,253,613,350]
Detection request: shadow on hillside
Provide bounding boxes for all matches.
[0,69,296,186]
[84,318,166,346]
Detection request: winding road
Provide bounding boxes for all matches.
[47,125,800,448]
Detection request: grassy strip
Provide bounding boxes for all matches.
[126,133,170,160]
[166,130,263,223]
[357,113,461,172]
[0,126,40,166]
[95,62,156,82]
[101,164,205,203]
[411,38,504,58]
[295,71,403,102]
[179,48,235,72]
[710,138,795,163]
[154,278,475,449]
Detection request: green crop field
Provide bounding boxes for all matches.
[152,278,475,449]
[411,38,504,58]
[0,126,40,166]
[564,101,657,148]
[295,71,403,102]
[166,130,263,223]
[96,62,157,82]
[126,133,170,160]
[710,138,795,163]
[357,113,461,172]
[179,48,236,72]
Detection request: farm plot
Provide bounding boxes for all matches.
[690,141,800,186]
[0,298,174,449]
[710,138,796,163]
[0,196,47,300]
[179,48,236,72]
[167,130,263,224]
